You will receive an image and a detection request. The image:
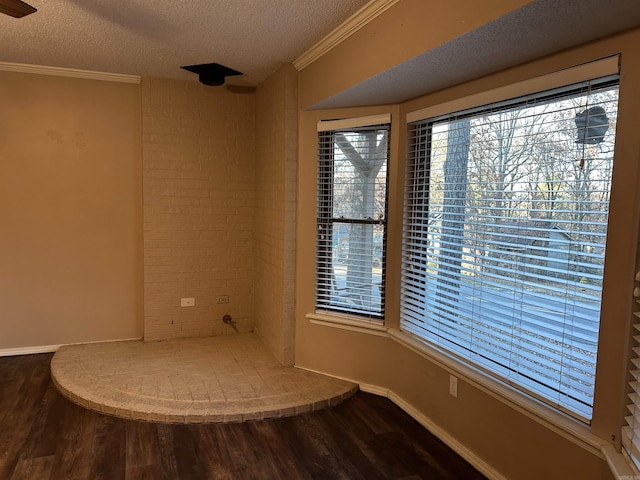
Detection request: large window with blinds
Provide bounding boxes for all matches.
[317,118,390,318]
[401,77,619,420]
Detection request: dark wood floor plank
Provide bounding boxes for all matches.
[49,401,100,480]
[59,398,101,440]
[359,394,487,480]
[125,421,161,470]
[0,355,53,479]
[233,421,295,480]
[245,420,309,479]
[93,410,127,438]
[211,422,282,480]
[0,355,51,448]
[171,425,207,480]
[155,423,179,479]
[318,404,397,479]
[0,358,27,426]
[9,455,54,480]
[277,413,362,479]
[195,424,234,480]
[22,384,71,459]
[125,464,165,480]
[344,392,396,435]
[215,423,270,479]
[88,431,126,480]
[49,431,95,480]
[0,354,488,480]
[331,397,424,478]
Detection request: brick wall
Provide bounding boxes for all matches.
[254,65,298,365]
[142,77,255,341]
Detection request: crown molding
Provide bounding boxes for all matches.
[293,0,400,70]
[0,61,140,84]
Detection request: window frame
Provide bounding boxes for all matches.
[315,118,391,320]
[400,74,620,422]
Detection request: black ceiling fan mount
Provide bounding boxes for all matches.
[180,62,242,87]
[0,0,37,18]
[180,62,256,94]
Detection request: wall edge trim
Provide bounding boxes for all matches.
[0,344,62,356]
[0,61,141,84]
[0,337,142,357]
[293,0,400,70]
[380,386,510,480]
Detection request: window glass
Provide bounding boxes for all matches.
[401,79,619,420]
[317,124,390,318]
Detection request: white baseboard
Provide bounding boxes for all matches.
[0,337,142,357]
[0,344,62,356]
[387,391,507,480]
[295,366,506,480]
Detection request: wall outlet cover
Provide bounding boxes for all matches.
[449,375,458,398]
[181,297,195,307]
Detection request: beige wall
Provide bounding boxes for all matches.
[296,27,640,480]
[254,64,298,365]
[141,77,255,341]
[0,71,143,349]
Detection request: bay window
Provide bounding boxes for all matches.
[401,71,619,421]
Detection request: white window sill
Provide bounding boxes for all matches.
[602,444,639,480]
[306,311,388,337]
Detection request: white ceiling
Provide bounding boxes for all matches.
[0,0,369,85]
[1,0,639,107]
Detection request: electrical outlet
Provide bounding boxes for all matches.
[180,297,195,307]
[217,295,229,304]
[449,375,458,398]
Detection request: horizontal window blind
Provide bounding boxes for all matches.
[401,77,619,420]
[317,121,390,318]
[622,273,640,471]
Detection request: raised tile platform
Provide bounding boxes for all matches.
[51,333,358,423]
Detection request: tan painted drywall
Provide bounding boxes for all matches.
[0,71,143,349]
[141,77,255,341]
[254,64,298,365]
[295,29,640,480]
[298,0,533,108]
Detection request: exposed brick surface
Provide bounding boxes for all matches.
[51,334,357,423]
[254,65,298,366]
[142,77,255,341]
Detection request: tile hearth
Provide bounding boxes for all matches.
[51,333,357,423]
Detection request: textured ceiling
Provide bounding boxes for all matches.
[312,0,640,109]
[1,0,639,107]
[0,0,369,85]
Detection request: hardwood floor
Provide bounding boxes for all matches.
[0,353,487,480]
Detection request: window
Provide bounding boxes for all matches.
[317,116,390,318]
[401,76,619,421]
